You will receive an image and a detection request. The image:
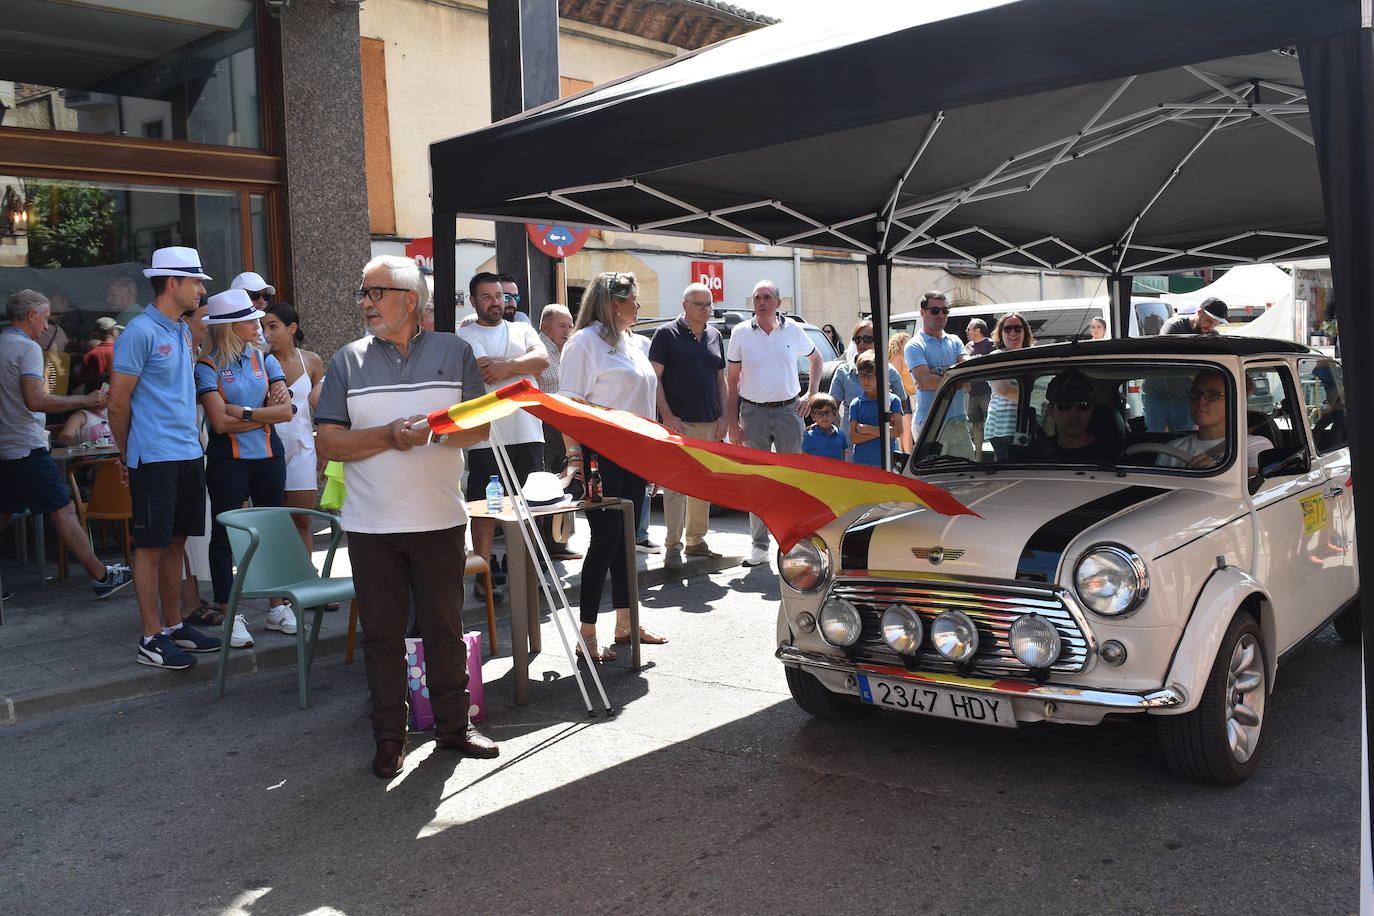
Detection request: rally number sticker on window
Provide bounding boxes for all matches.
[1300,493,1328,536]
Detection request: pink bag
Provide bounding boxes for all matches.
[405,630,485,730]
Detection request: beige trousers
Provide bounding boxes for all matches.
[663,420,719,548]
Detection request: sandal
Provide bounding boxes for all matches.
[614,626,668,645]
[576,638,617,663]
[183,603,226,627]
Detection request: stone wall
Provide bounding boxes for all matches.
[278,0,372,361]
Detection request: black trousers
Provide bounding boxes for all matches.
[348,525,470,743]
[206,455,285,603]
[578,455,645,624]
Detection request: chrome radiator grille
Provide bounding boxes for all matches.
[829,576,1091,676]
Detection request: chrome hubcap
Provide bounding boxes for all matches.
[1225,633,1265,763]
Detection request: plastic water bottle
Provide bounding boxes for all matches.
[485,475,504,513]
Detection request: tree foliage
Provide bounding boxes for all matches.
[23,183,120,269]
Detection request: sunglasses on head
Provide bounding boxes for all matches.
[923,306,949,315]
[1053,400,1091,411]
[1186,387,1225,402]
[853,334,874,344]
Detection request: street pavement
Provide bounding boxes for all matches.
[0,511,1361,914]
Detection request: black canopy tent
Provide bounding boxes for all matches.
[431,0,1374,831]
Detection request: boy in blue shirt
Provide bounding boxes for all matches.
[849,352,903,467]
[801,392,848,460]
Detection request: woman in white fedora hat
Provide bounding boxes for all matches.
[194,289,296,648]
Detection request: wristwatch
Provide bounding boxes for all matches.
[243,406,254,422]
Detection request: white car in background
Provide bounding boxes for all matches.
[775,337,1356,784]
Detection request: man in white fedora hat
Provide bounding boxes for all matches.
[109,246,221,670]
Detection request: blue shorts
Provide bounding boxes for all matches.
[0,449,72,516]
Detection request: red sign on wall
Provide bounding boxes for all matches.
[691,260,725,302]
[405,237,433,270]
[526,224,591,258]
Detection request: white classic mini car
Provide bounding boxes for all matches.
[775,337,1356,784]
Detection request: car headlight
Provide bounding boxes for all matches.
[1009,613,1062,669]
[779,536,829,592]
[818,598,862,647]
[880,605,924,655]
[930,610,979,662]
[1074,545,1149,617]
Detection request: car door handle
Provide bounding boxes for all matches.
[1323,486,1343,500]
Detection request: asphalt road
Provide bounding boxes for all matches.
[0,563,1359,915]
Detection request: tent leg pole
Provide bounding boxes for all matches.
[1108,273,1131,338]
[433,209,457,333]
[867,254,895,471]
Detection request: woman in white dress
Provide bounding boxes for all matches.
[262,303,325,557]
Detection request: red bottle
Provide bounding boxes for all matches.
[587,458,604,502]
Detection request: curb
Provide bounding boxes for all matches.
[0,553,747,726]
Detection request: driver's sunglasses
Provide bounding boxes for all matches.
[853,334,874,344]
[1054,400,1091,411]
[1187,387,1225,402]
[354,286,409,303]
[923,306,950,315]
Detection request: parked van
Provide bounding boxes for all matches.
[889,296,1172,345]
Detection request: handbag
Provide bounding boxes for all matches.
[405,630,486,730]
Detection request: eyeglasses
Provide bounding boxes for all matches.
[354,286,410,303]
[1053,400,1091,411]
[1186,387,1225,402]
[1002,324,1025,332]
[853,335,874,344]
[248,291,270,302]
[923,306,950,315]
[502,293,521,303]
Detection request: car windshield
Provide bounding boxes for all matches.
[911,360,1259,474]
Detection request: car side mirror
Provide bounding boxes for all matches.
[1248,445,1309,494]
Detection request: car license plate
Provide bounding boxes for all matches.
[856,674,1017,728]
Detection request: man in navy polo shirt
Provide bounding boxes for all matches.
[650,282,727,570]
[109,246,222,670]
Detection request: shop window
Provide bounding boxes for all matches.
[0,177,267,393]
[0,1,261,148]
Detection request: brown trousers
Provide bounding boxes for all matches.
[348,525,469,743]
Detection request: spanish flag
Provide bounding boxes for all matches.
[425,380,974,550]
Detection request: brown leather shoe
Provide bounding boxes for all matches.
[684,542,722,558]
[372,739,405,778]
[435,725,500,758]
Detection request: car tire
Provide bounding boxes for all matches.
[1157,613,1267,786]
[784,665,869,720]
[1332,598,1361,644]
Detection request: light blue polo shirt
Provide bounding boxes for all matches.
[112,305,202,468]
[195,348,285,460]
[905,330,967,424]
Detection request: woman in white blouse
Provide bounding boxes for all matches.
[559,271,668,662]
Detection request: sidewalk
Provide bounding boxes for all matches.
[0,507,752,726]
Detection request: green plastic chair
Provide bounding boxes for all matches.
[214,507,354,708]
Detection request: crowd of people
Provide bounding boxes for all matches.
[2,241,1237,777]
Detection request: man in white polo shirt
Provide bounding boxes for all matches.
[317,255,499,779]
[725,279,822,567]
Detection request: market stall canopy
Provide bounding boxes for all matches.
[431,0,1353,274]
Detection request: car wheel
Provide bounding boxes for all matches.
[784,665,869,720]
[1332,598,1361,644]
[1157,613,1267,785]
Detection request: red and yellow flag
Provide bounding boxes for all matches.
[424,380,974,551]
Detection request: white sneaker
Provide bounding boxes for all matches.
[744,546,770,567]
[230,614,254,649]
[265,603,297,635]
